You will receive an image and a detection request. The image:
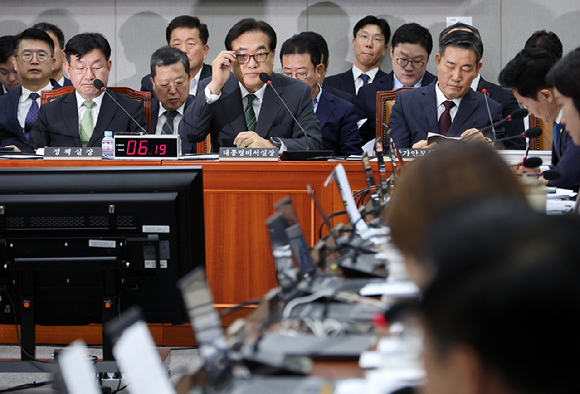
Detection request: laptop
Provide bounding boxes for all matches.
[177,268,328,394]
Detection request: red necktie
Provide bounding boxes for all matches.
[439,100,455,136]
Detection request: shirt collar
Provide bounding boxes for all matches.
[393,74,424,90]
[435,81,463,108]
[239,81,267,102]
[158,101,186,119]
[470,74,481,92]
[352,65,379,82]
[20,81,53,103]
[556,109,563,124]
[75,90,104,110]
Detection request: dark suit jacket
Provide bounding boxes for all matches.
[0,81,62,149]
[476,77,525,150]
[62,77,73,87]
[323,68,387,103]
[355,70,437,143]
[179,72,321,152]
[0,84,5,96]
[141,64,212,100]
[151,95,196,154]
[317,88,363,156]
[323,84,353,103]
[549,123,580,191]
[22,90,147,152]
[389,80,503,148]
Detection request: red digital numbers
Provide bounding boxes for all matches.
[126,140,149,155]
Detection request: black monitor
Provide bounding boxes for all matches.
[0,166,205,360]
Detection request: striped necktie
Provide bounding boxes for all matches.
[245,93,257,132]
[162,110,179,134]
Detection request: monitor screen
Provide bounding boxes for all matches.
[0,166,205,326]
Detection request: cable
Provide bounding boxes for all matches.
[282,288,336,320]
[1,285,52,369]
[0,380,53,393]
[218,299,261,318]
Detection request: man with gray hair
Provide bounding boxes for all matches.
[149,46,196,153]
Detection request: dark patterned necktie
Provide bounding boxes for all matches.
[439,100,456,136]
[162,110,179,134]
[244,93,256,132]
[24,92,40,139]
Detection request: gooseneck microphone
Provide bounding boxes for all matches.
[93,79,147,135]
[481,89,497,141]
[462,108,529,140]
[494,126,542,143]
[259,73,310,150]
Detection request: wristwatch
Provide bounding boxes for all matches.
[270,137,283,150]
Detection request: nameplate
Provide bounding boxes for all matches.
[219,147,279,161]
[395,148,434,159]
[44,147,103,160]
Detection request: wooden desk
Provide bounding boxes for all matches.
[0,159,388,346]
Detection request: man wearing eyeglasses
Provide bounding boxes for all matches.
[355,23,437,143]
[23,33,147,152]
[323,16,390,101]
[0,28,60,150]
[389,30,502,148]
[180,18,321,152]
[280,32,362,156]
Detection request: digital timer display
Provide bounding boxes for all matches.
[114,135,180,159]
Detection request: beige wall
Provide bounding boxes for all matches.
[1,0,578,89]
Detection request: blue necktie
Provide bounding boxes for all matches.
[553,122,559,148]
[360,74,370,85]
[24,92,40,139]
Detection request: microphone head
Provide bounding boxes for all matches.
[524,127,543,138]
[510,107,529,120]
[93,79,105,91]
[523,156,543,168]
[542,170,561,181]
[259,73,271,84]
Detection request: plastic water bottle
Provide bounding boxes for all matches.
[102,131,115,160]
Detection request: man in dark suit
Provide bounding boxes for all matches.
[500,48,580,191]
[389,30,502,148]
[280,32,362,156]
[0,35,21,96]
[0,29,60,150]
[439,22,525,149]
[23,33,146,152]
[141,15,211,100]
[149,46,196,154]
[323,15,390,101]
[180,18,321,152]
[32,23,73,87]
[356,23,437,143]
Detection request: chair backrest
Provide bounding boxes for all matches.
[41,86,152,134]
[109,87,152,134]
[196,135,212,154]
[41,86,75,105]
[375,87,414,146]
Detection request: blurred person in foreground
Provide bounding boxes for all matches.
[547,47,580,147]
[383,142,527,289]
[419,197,580,394]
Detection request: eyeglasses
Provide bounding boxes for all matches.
[356,33,385,44]
[282,71,309,81]
[396,58,426,69]
[69,66,107,75]
[17,50,50,63]
[235,51,271,64]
